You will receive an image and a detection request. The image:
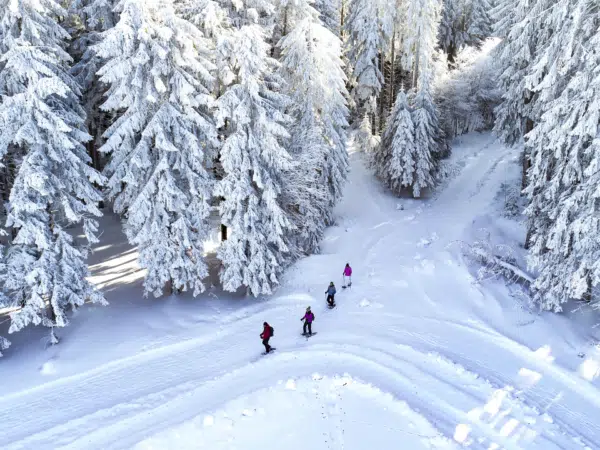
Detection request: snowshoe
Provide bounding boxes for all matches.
[261,348,276,355]
[302,332,318,337]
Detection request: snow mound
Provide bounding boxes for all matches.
[39,360,58,376]
[133,375,456,450]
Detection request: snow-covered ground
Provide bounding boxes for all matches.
[1,133,600,449]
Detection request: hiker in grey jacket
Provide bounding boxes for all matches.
[325,282,336,307]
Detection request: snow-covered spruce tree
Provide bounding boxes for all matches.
[279,6,350,253]
[438,0,466,63]
[0,0,106,342]
[215,24,294,295]
[467,0,492,46]
[409,80,439,196]
[344,0,392,126]
[400,0,443,195]
[374,90,417,195]
[313,0,341,34]
[523,0,600,310]
[402,0,441,89]
[490,0,520,39]
[69,0,117,170]
[438,0,492,64]
[95,0,218,297]
[492,0,555,148]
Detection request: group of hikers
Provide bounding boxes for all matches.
[259,263,352,354]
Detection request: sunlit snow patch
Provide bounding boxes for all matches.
[579,358,600,381]
[133,375,457,450]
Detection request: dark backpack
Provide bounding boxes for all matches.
[270,326,274,336]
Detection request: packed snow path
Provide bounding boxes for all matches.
[1,134,600,449]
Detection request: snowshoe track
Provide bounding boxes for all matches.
[2,135,598,449]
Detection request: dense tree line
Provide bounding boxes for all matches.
[15,0,600,354]
[493,0,600,311]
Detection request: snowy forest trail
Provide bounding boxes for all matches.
[1,133,600,450]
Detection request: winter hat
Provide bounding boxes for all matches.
[306,306,311,311]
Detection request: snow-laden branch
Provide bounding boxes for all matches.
[469,246,534,284]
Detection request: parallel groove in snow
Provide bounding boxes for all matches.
[1,134,598,450]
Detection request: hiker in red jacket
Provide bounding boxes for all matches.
[260,322,273,353]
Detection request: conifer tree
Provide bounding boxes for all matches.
[402,0,442,196]
[345,0,392,122]
[215,24,294,295]
[523,0,600,310]
[375,90,417,195]
[0,0,106,341]
[438,0,492,63]
[95,0,218,297]
[69,0,117,170]
[279,3,350,252]
[314,0,341,33]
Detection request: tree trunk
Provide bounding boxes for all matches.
[447,42,457,67]
[389,29,396,109]
[221,224,228,241]
[582,271,593,302]
[524,222,533,250]
[340,0,345,35]
[521,117,534,190]
[378,51,386,133]
[412,29,421,90]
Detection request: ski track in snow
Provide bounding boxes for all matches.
[1,134,600,449]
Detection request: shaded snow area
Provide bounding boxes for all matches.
[2,133,600,449]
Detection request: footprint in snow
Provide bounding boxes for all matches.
[413,259,435,275]
[359,298,383,308]
[39,360,58,376]
[417,238,431,248]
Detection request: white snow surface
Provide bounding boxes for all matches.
[1,133,600,449]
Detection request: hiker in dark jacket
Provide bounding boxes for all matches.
[260,322,273,353]
[301,306,315,335]
[325,282,336,307]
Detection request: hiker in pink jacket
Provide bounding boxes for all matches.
[343,263,352,288]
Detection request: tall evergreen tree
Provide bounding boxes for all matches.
[438,0,492,63]
[95,0,218,297]
[402,0,442,195]
[409,75,440,197]
[467,0,492,45]
[279,3,349,253]
[344,0,392,122]
[523,0,600,310]
[215,24,294,296]
[438,0,466,63]
[0,0,106,341]
[374,90,418,195]
[492,0,554,147]
[314,0,341,33]
[69,0,118,170]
